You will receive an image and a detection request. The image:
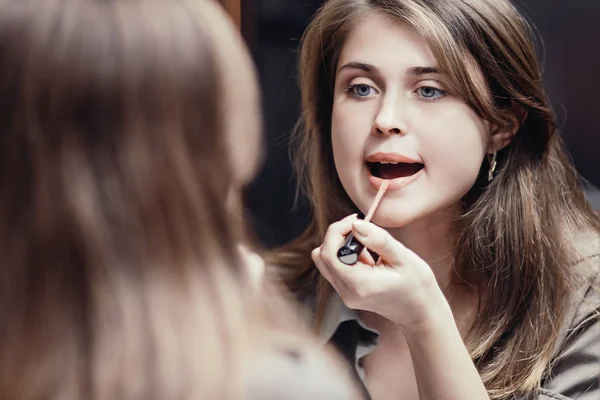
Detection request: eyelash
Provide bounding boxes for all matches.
[345,83,447,102]
[415,87,446,102]
[345,83,377,100]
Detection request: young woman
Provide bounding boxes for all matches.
[0,0,359,399]
[269,0,600,399]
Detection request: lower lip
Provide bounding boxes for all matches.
[367,168,424,190]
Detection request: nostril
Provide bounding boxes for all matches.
[375,127,402,135]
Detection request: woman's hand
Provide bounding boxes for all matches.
[311,214,451,333]
[312,215,491,399]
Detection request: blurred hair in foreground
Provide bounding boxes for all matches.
[0,0,358,399]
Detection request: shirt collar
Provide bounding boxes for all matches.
[319,291,380,342]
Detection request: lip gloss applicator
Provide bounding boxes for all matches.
[337,180,389,265]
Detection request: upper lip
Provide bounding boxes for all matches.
[365,152,423,164]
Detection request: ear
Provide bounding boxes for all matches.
[487,102,528,154]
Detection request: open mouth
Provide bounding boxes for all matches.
[366,161,425,179]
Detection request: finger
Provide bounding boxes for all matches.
[311,246,347,295]
[351,220,406,265]
[320,214,359,258]
[358,248,376,266]
[341,213,359,222]
[312,246,339,285]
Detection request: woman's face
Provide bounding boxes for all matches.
[331,13,493,228]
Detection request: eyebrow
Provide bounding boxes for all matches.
[337,62,380,74]
[337,62,440,77]
[406,66,440,76]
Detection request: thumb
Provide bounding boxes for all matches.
[351,220,405,266]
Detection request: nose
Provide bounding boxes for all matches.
[373,94,408,135]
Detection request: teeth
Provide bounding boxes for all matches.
[379,161,398,164]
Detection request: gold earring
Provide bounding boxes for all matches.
[487,146,497,182]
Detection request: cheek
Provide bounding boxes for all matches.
[420,108,488,185]
[227,108,262,186]
[331,100,369,175]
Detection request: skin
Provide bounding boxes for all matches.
[203,2,265,283]
[312,13,516,400]
[203,1,263,189]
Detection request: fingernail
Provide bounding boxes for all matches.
[343,213,358,221]
[353,220,369,236]
[361,249,376,266]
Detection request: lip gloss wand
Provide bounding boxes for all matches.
[337,180,389,265]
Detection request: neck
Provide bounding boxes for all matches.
[386,206,458,292]
[361,206,480,336]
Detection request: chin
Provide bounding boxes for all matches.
[369,206,424,229]
[374,198,466,231]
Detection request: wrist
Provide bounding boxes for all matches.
[396,293,455,339]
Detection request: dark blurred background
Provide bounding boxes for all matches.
[240,0,600,249]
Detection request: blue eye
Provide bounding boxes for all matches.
[348,84,376,98]
[417,86,446,100]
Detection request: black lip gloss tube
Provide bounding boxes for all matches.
[337,233,364,265]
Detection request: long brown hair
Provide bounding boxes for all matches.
[0,0,281,398]
[268,0,600,398]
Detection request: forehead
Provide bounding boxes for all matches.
[336,12,490,99]
[337,13,436,73]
